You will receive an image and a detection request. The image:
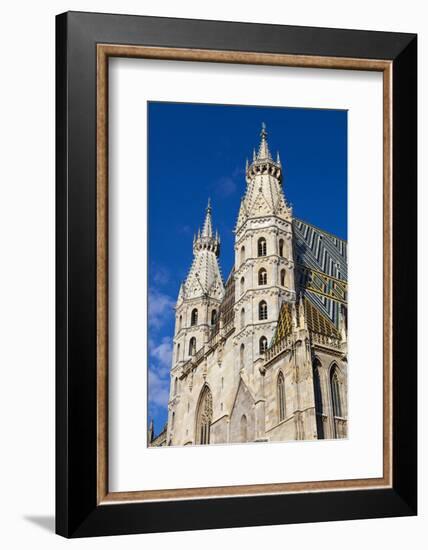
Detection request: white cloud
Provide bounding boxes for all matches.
[150,336,172,375]
[215,176,237,198]
[152,264,170,286]
[148,367,170,409]
[148,288,175,330]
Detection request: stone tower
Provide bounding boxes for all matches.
[166,200,224,445]
[234,123,295,367]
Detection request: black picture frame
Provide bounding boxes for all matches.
[56,11,417,538]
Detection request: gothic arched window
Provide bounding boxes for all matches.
[277,371,286,422]
[330,366,342,418]
[188,336,196,356]
[259,300,268,320]
[211,309,217,325]
[280,269,286,286]
[240,245,245,265]
[171,411,175,430]
[178,315,182,331]
[313,360,324,439]
[196,385,213,445]
[174,377,178,395]
[240,307,245,329]
[258,237,267,257]
[240,276,245,295]
[279,238,284,257]
[240,415,248,443]
[191,308,198,326]
[258,268,267,285]
[176,343,180,362]
[259,336,268,354]
[240,343,245,369]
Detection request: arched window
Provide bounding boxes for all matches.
[211,309,217,325]
[259,300,268,320]
[258,237,267,257]
[277,372,286,422]
[174,377,178,395]
[280,269,286,286]
[258,268,267,285]
[178,315,182,331]
[240,245,245,265]
[278,238,284,257]
[313,360,324,439]
[188,336,196,356]
[259,336,268,354]
[196,385,213,445]
[240,276,245,295]
[331,366,342,418]
[240,415,248,443]
[176,343,180,362]
[171,411,175,429]
[191,308,198,326]
[240,343,245,369]
[240,307,245,329]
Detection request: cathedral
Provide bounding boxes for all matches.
[149,124,348,447]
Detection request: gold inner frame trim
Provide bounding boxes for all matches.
[96,43,393,505]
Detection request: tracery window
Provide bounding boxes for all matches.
[280,269,286,286]
[331,366,342,418]
[196,385,213,445]
[240,343,245,369]
[258,267,267,285]
[259,336,268,354]
[313,360,325,439]
[258,237,267,257]
[259,300,268,320]
[240,245,245,265]
[188,336,196,356]
[279,238,284,257]
[277,371,286,422]
[211,309,217,325]
[191,308,198,326]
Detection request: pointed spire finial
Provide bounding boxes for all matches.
[257,122,271,160]
[201,198,213,238]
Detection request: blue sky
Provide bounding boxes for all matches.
[147,101,347,437]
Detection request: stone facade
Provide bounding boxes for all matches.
[151,125,348,446]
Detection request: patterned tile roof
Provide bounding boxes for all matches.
[293,218,347,327]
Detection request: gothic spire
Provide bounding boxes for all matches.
[181,199,224,301]
[194,199,220,257]
[257,122,272,160]
[201,198,213,238]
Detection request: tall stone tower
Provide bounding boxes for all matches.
[234,123,295,370]
[166,200,224,445]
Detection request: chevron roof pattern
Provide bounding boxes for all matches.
[293,218,347,327]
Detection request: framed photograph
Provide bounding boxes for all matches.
[56,11,417,537]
